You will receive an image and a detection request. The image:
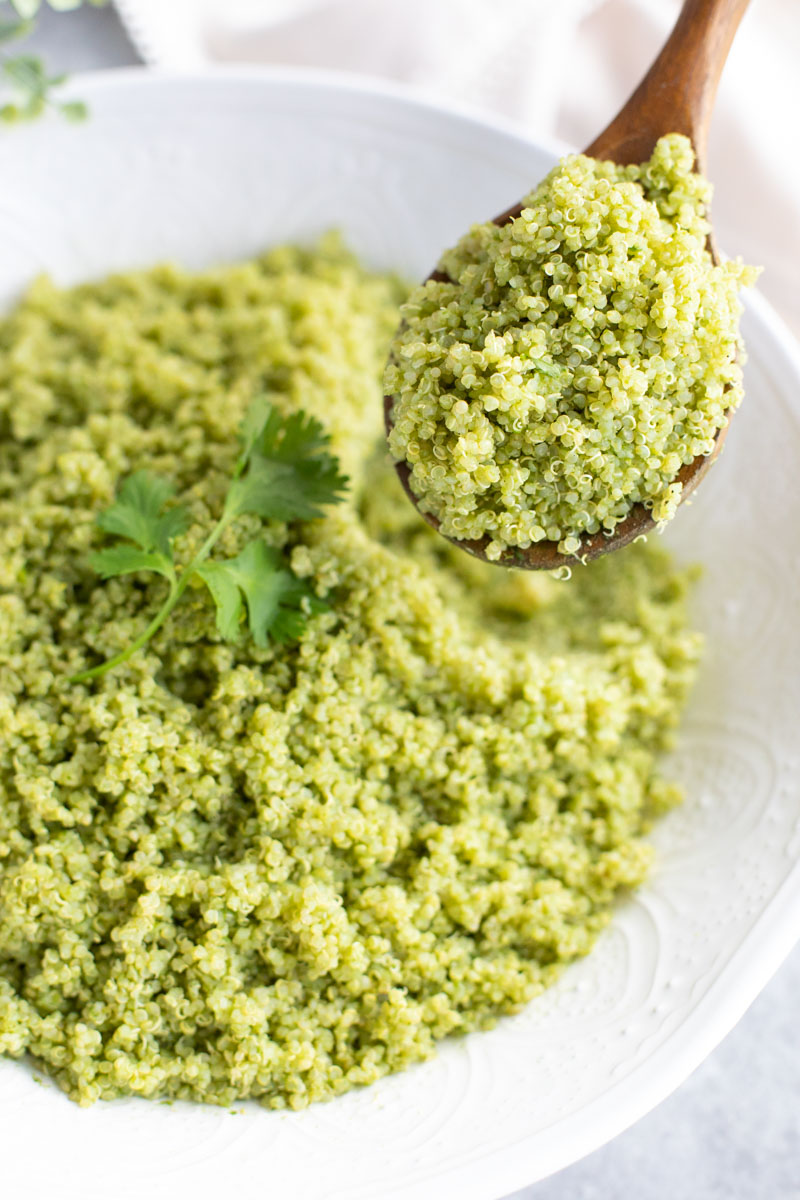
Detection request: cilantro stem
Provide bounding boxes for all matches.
[69,579,181,683]
[70,512,234,684]
[185,509,236,575]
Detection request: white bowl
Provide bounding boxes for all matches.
[1,68,799,1200]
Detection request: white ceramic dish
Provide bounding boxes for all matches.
[1,68,799,1200]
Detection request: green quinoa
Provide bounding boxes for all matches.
[0,238,700,1108]
[386,134,758,558]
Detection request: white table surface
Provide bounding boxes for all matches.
[11,8,800,1198]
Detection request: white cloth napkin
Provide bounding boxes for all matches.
[115,0,800,334]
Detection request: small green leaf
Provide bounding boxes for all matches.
[60,99,87,122]
[1,44,89,127]
[119,471,176,518]
[89,545,175,581]
[256,406,333,467]
[270,583,327,644]
[195,540,324,648]
[0,103,21,123]
[193,561,244,642]
[96,470,189,556]
[226,400,348,523]
[0,18,32,42]
[224,461,311,524]
[3,54,46,90]
[235,393,275,469]
[154,505,191,551]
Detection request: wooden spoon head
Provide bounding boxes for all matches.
[384,130,735,572]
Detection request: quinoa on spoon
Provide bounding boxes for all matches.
[385,0,756,570]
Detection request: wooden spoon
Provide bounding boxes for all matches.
[385,0,751,571]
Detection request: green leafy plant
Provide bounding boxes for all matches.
[0,0,104,123]
[70,401,348,684]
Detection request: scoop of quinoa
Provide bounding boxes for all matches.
[0,238,700,1109]
[386,134,758,558]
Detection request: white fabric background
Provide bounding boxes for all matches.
[115,0,799,335]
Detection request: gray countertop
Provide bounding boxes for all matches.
[13,7,800,1198]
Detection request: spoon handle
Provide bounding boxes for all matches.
[585,0,751,169]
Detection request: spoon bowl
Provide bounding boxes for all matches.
[384,394,732,569]
[385,0,750,569]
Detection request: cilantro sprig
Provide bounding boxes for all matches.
[0,0,105,125]
[70,400,347,684]
[1,53,86,123]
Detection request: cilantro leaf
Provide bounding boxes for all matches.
[227,401,349,523]
[96,470,189,557]
[0,18,32,42]
[89,545,175,581]
[235,393,275,468]
[1,8,96,125]
[191,560,242,642]
[195,541,325,648]
[2,53,45,90]
[255,406,332,465]
[59,99,88,122]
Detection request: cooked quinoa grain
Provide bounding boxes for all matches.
[0,238,700,1108]
[386,134,758,558]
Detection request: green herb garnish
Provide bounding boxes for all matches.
[1,54,67,121]
[70,401,348,684]
[0,15,32,42]
[0,0,105,123]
